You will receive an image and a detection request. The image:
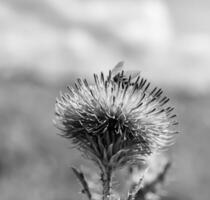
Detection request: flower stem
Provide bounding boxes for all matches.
[72,167,92,200]
[101,167,112,200]
[127,167,148,200]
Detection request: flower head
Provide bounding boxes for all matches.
[54,62,178,170]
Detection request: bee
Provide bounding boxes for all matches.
[111,61,141,87]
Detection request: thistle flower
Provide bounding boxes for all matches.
[54,62,178,199]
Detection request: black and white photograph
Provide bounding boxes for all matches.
[0,1,210,200]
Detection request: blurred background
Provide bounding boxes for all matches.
[0,0,210,199]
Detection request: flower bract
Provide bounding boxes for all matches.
[54,63,178,170]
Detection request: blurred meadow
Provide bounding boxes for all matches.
[0,0,210,200]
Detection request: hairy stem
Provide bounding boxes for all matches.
[127,167,149,200]
[72,167,92,200]
[101,167,112,200]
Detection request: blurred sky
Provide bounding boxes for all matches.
[0,1,210,200]
[0,0,210,92]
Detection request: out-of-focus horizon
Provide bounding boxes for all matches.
[0,0,210,91]
[0,0,210,200]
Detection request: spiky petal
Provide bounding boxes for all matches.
[54,63,178,170]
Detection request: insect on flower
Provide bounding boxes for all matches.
[111,62,141,87]
[54,62,178,171]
